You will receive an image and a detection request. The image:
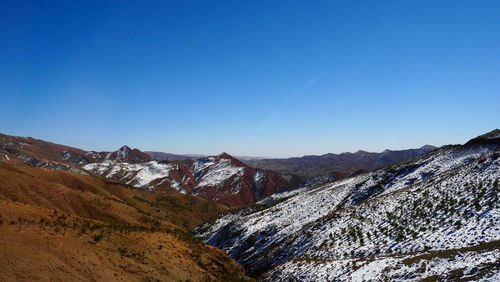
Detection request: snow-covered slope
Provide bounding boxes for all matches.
[194,131,500,280]
[187,153,293,206]
[83,160,190,193]
[83,153,295,207]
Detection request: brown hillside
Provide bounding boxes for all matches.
[0,163,229,231]
[0,200,249,282]
[0,163,251,281]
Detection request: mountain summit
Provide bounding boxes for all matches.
[107,145,152,163]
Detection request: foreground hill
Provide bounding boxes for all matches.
[195,130,500,280]
[0,163,250,281]
[244,145,436,178]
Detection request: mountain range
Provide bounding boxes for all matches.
[0,133,294,207]
[0,132,433,207]
[244,145,437,179]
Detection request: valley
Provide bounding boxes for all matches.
[0,130,498,281]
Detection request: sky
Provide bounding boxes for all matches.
[0,0,499,157]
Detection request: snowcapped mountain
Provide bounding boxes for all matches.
[190,153,294,206]
[194,130,500,280]
[83,152,295,207]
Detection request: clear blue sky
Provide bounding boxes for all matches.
[1,1,499,157]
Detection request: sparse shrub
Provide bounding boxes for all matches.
[118,247,127,255]
[89,223,104,231]
[93,234,104,243]
[475,201,482,212]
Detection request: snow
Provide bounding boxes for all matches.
[193,157,245,188]
[83,153,263,199]
[254,170,265,183]
[61,151,70,161]
[84,151,102,160]
[269,249,499,281]
[157,178,187,194]
[83,161,175,189]
[116,146,131,161]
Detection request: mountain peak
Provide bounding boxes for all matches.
[217,152,234,159]
[118,145,132,151]
[109,145,152,163]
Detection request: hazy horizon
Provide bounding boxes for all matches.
[1,1,499,157]
[2,128,496,159]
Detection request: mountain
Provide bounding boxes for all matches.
[0,162,250,281]
[244,145,437,179]
[0,133,152,169]
[83,152,297,207]
[145,151,265,162]
[82,159,196,194]
[195,130,500,280]
[61,145,153,164]
[0,133,297,207]
[190,153,296,207]
[145,151,206,161]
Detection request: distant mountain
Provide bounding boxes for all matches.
[195,130,500,280]
[0,133,151,170]
[145,151,265,162]
[145,151,206,161]
[83,152,298,207]
[0,133,297,207]
[244,145,437,178]
[190,153,296,206]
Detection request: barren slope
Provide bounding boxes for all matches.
[0,163,251,281]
